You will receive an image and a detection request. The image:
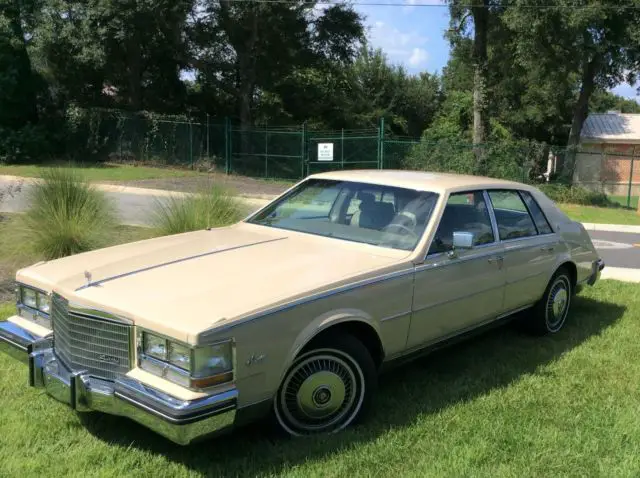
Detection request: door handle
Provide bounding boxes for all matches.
[540,246,555,252]
[488,255,504,264]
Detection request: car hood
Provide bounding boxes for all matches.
[17,223,408,343]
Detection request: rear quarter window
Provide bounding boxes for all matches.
[520,191,553,234]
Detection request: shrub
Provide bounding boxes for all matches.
[151,185,243,235]
[404,139,539,182]
[22,168,117,259]
[538,183,615,207]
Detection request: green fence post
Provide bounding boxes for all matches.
[206,113,210,160]
[381,117,385,169]
[265,122,269,178]
[224,117,231,175]
[301,122,307,179]
[341,128,344,170]
[189,118,194,169]
[378,117,385,169]
[628,147,636,208]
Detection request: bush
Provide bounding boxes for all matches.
[151,185,243,235]
[0,124,53,164]
[22,168,117,259]
[404,139,540,182]
[538,183,615,207]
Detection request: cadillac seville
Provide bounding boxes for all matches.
[0,170,604,444]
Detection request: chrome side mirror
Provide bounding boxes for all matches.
[447,231,475,259]
[453,231,474,249]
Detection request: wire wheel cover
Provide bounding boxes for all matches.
[546,276,570,330]
[279,352,362,433]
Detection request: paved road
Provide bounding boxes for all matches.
[2,177,640,270]
[0,178,268,226]
[0,178,164,226]
[588,230,640,270]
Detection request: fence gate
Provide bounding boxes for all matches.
[228,125,306,180]
[306,129,381,177]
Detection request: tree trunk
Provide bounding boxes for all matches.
[127,31,142,111]
[2,0,39,125]
[471,2,489,172]
[219,0,259,154]
[235,7,259,154]
[564,55,598,179]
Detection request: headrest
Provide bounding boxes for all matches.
[358,192,376,211]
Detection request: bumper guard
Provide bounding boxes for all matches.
[0,317,237,445]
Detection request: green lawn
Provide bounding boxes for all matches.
[559,203,640,225]
[1,280,640,477]
[0,163,204,182]
[0,214,155,301]
[609,195,639,209]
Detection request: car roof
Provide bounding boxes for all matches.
[308,169,532,193]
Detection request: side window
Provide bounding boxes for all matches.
[520,191,553,234]
[488,190,537,240]
[428,191,495,255]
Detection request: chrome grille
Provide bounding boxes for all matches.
[51,294,132,381]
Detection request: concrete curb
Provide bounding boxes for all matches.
[581,223,640,234]
[600,267,640,283]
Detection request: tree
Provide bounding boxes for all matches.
[505,0,640,175]
[449,0,492,169]
[187,1,364,131]
[590,90,640,114]
[31,0,192,112]
[0,0,39,128]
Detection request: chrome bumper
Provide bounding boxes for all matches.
[0,318,237,445]
[587,258,605,286]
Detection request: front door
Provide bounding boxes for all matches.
[407,190,507,349]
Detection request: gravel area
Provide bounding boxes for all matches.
[102,174,292,198]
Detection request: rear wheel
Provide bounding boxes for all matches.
[274,334,377,436]
[526,267,572,335]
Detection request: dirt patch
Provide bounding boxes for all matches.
[101,174,292,198]
[0,263,16,302]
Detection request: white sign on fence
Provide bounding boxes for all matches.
[317,143,334,161]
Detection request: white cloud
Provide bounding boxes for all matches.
[408,48,429,66]
[367,21,429,70]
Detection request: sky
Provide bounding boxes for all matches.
[355,1,640,103]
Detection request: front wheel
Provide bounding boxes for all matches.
[274,334,377,436]
[526,267,573,335]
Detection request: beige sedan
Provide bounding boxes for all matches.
[0,170,604,444]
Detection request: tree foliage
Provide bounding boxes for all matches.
[1,0,640,166]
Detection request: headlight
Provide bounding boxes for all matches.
[138,331,233,390]
[168,342,191,370]
[37,293,50,314]
[16,284,52,329]
[22,287,37,309]
[143,333,168,360]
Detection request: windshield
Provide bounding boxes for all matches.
[247,179,439,251]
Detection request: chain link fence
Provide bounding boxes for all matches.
[63,109,640,207]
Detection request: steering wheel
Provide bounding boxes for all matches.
[384,223,419,240]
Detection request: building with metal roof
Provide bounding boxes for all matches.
[573,113,640,197]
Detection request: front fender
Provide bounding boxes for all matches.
[279,308,380,383]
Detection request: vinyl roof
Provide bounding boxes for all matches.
[309,169,529,193]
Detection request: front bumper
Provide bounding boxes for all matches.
[0,317,237,445]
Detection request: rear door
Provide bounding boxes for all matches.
[487,189,559,312]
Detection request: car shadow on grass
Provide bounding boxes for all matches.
[79,295,624,476]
